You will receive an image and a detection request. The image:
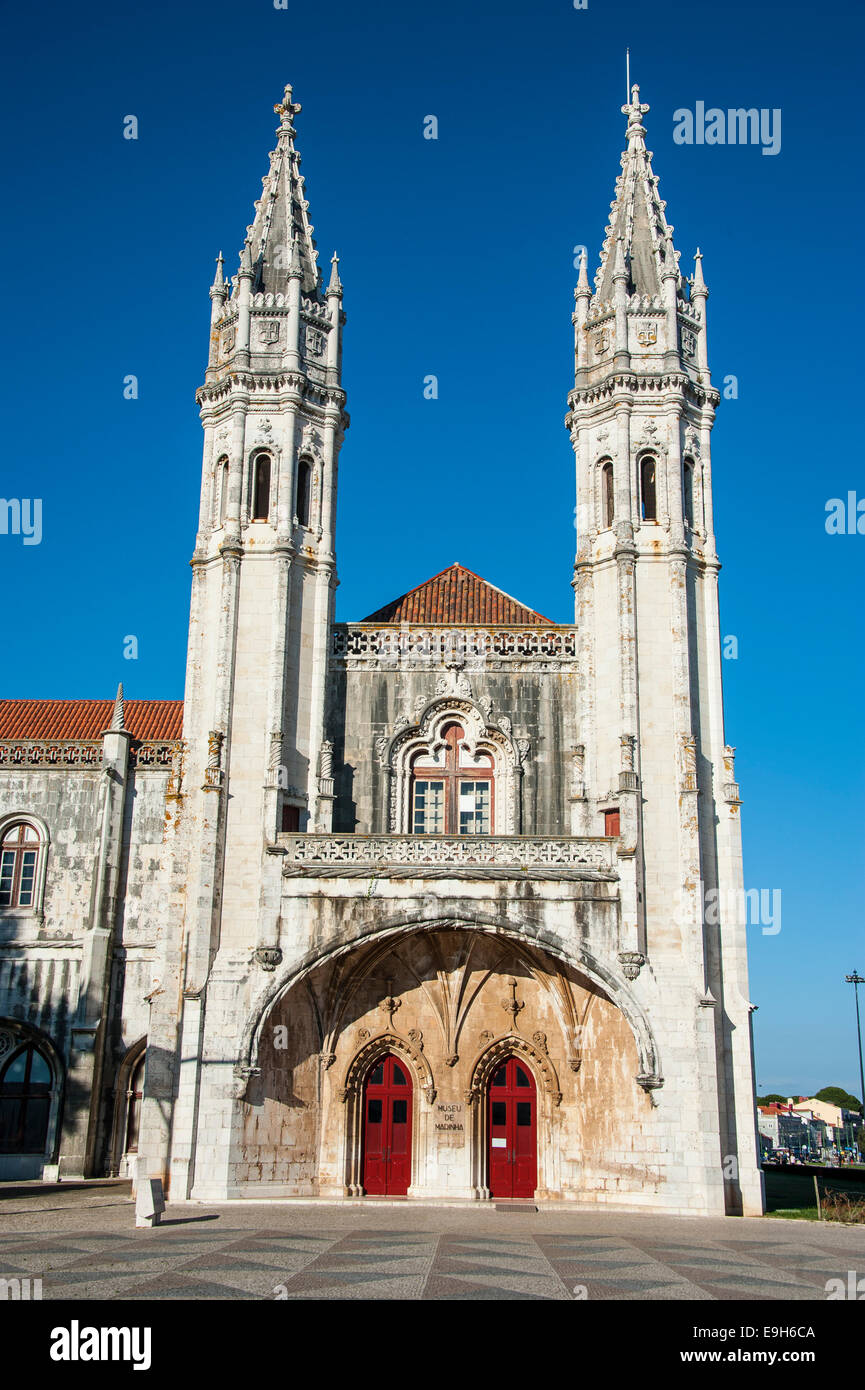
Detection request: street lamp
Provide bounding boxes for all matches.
[845,971,865,1156]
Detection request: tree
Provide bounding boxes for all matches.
[755,1094,787,1106]
[814,1087,862,1113]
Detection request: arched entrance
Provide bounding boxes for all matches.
[0,1024,62,1180]
[361,1054,413,1195]
[487,1056,537,1198]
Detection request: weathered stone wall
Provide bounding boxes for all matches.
[328,658,579,837]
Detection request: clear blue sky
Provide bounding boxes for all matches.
[2,0,863,1100]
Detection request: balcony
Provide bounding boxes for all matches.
[275,834,617,879]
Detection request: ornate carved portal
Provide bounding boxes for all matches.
[239,925,655,1201]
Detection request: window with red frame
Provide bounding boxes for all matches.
[411,724,494,835]
[0,822,43,909]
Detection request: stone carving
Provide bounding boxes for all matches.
[466,1034,562,1109]
[282,834,615,871]
[203,730,224,789]
[478,696,493,721]
[407,1028,423,1050]
[620,734,636,772]
[532,1030,548,1054]
[254,946,282,972]
[722,744,740,804]
[341,1032,436,1108]
[319,1052,336,1070]
[318,740,334,780]
[619,951,646,982]
[681,328,697,359]
[0,1030,14,1060]
[502,978,525,1029]
[166,742,184,797]
[570,744,585,799]
[498,716,512,739]
[515,737,531,765]
[374,735,389,765]
[258,321,280,345]
[333,627,578,670]
[636,321,657,346]
[680,733,697,792]
[683,424,701,457]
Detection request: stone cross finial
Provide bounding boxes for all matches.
[622,83,650,145]
[274,84,302,124]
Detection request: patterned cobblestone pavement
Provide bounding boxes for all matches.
[1,1188,863,1300]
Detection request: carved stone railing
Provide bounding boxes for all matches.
[0,740,180,770]
[0,740,102,767]
[277,833,616,875]
[332,625,578,672]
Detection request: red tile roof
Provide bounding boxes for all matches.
[362,564,553,625]
[0,699,183,741]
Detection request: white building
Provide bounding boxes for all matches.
[0,79,763,1215]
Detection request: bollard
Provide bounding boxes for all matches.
[135,1177,166,1229]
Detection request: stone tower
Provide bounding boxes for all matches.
[567,85,762,1214]
[138,85,348,1197]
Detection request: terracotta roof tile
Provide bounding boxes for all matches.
[0,699,183,741]
[362,564,552,625]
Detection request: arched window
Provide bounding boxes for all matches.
[411,723,494,835]
[252,453,271,521]
[683,458,695,529]
[0,1042,52,1154]
[296,457,312,528]
[0,822,44,910]
[215,456,229,526]
[640,455,657,522]
[601,460,614,528]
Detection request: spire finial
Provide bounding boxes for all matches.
[576,247,590,295]
[211,251,225,290]
[692,247,707,294]
[111,683,125,732]
[274,82,302,134]
[622,82,650,146]
[327,251,342,294]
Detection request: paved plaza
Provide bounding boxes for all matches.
[1,1184,863,1300]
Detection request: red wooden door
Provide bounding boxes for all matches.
[362,1055,412,1195]
[488,1057,537,1198]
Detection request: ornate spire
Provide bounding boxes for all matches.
[575,246,590,296]
[211,251,224,291]
[327,251,342,295]
[692,247,707,294]
[242,82,321,298]
[594,81,679,303]
[110,683,125,732]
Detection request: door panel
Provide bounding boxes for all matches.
[362,1055,413,1195]
[487,1057,537,1198]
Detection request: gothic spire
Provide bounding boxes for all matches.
[110,683,125,732]
[241,83,321,298]
[594,83,679,304]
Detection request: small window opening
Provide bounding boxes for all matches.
[640,456,657,521]
[252,454,271,521]
[296,458,311,528]
[603,808,621,837]
[683,459,695,528]
[602,460,614,528]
